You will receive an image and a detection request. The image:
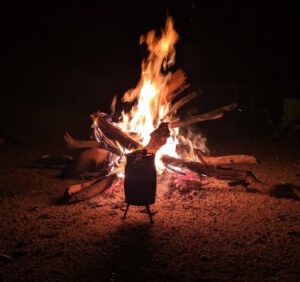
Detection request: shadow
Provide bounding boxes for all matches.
[72,222,157,281]
[106,223,154,281]
[269,183,300,201]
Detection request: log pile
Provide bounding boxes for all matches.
[62,105,271,203]
[58,73,294,202]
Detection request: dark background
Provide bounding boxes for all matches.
[0,1,293,144]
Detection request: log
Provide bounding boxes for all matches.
[145,123,170,153]
[60,148,109,178]
[202,155,257,165]
[66,173,117,203]
[64,132,99,149]
[93,113,141,151]
[170,103,237,128]
[161,155,269,193]
[168,92,198,116]
[168,84,190,103]
[176,144,256,165]
[64,132,122,155]
[166,69,187,102]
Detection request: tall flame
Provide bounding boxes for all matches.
[117,17,181,170]
[94,16,206,175]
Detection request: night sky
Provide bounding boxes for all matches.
[0,1,291,140]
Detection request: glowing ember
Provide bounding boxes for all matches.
[93,16,206,176]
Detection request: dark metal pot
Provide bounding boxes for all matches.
[124,151,157,206]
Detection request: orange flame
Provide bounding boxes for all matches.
[95,16,206,175]
[117,17,182,171]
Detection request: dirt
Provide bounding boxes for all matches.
[0,140,300,281]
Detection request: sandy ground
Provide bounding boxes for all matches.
[0,139,300,282]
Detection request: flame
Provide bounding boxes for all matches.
[117,17,180,171]
[94,16,206,175]
[118,17,178,146]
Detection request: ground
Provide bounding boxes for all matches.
[0,139,300,282]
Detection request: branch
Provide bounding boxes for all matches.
[170,103,237,128]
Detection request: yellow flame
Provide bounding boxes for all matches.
[96,16,206,175]
[116,17,181,171]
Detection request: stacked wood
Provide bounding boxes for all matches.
[161,155,269,194]
[64,122,171,202]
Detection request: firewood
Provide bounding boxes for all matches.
[145,123,170,153]
[64,132,121,155]
[168,92,198,116]
[93,113,141,150]
[168,84,190,103]
[64,132,99,149]
[60,148,109,178]
[166,69,187,101]
[161,155,269,193]
[203,155,257,165]
[66,173,117,203]
[176,145,256,165]
[170,103,237,128]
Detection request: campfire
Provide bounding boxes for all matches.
[61,16,274,216]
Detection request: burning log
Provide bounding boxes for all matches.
[166,69,187,102]
[170,103,237,128]
[145,123,170,153]
[93,113,141,150]
[65,173,117,203]
[161,155,269,193]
